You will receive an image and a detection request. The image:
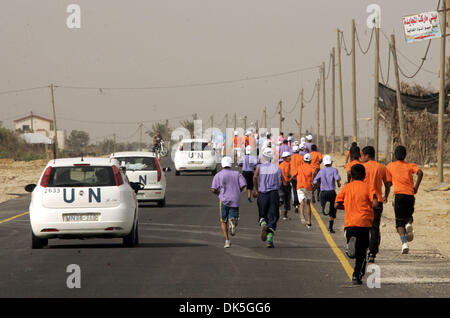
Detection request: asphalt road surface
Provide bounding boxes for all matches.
[0,158,449,297]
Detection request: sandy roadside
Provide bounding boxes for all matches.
[330,153,450,259]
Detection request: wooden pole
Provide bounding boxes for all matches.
[264,107,267,129]
[50,83,58,159]
[438,0,447,183]
[390,33,407,147]
[299,88,304,139]
[225,113,228,130]
[322,62,327,153]
[374,27,380,161]
[139,123,143,151]
[337,29,345,154]
[279,100,283,132]
[331,48,336,153]
[234,112,237,130]
[352,19,357,142]
[113,133,116,153]
[316,79,321,149]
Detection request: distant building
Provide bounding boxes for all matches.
[14,112,66,150]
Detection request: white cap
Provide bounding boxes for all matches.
[306,135,313,141]
[300,137,306,143]
[277,140,282,145]
[294,141,299,145]
[234,131,238,136]
[263,147,274,159]
[323,155,332,165]
[245,130,251,136]
[245,145,252,155]
[221,156,233,168]
[293,145,299,152]
[303,153,312,162]
[282,151,291,158]
[299,142,305,150]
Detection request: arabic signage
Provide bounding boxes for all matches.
[402,11,441,43]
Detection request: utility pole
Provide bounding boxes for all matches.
[30,111,34,132]
[322,62,327,153]
[264,107,267,129]
[211,114,214,130]
[113,133,116,153]
[438,0,447,184]
[299,88,304,139]
[49,83,58,159]
[243,115,247,131]
[234,112,237,130]
[278,100,283,132]
[256,120,259,133]
[374,25,380,160]
[390,33,407,147]
[337,29,345,154]
[352,19,357,142]
[331,48,336,153]
[316,79,321,150]
[139,123,143,151]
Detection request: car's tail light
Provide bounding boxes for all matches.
[179,142,183,151]
[40,167,53,188]
[154,158,162,182]
[112,165,124,186]
[74,163,90,166]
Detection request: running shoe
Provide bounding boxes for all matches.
[405,223,414,242]
[323,201,330,216]
[346,236,356,259]
[294,206,299,213]
[266,233,274,248]
[266,241,274,248]
[260,222,268,242]
[224,240,231,248]
[229,219,237,236]
[283,212,288,220]
[368,253,376,263]
[306,223,312,229]
[248,197,252,203]
[328,228,335,233]
[352,275,362,285]
[401,242,409,254]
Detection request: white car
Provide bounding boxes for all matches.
[110,151,167,207]
[174,139,219,176]
[25,157,141,249]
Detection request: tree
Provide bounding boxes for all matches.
[145,122,172,141]
[66,130,90,154]
[179,120,194,137]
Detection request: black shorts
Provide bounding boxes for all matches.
[242,171,254,190]
[319,190,337,218]
[394,194,415,228]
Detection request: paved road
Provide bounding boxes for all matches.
[0,159,449,297]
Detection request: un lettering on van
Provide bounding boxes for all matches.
[139,175,147,185]
[188,152,203,160]
[63,188,102,203]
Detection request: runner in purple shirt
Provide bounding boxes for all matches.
[211,156,247,248]
[253,148,283,248]
[278,139,293,163]
[238,146,258,202]
[312,155,341,233]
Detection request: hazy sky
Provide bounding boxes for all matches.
[0,0,445,147]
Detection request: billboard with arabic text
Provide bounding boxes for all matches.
[402,11,441,43]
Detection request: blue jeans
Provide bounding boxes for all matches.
[257,190,280,233]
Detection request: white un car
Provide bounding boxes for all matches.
[110,151,167,207]
[174,139,219,176]
[25,157,142,249]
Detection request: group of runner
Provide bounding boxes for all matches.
[211,132,423,285]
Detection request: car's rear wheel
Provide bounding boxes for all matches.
[175,170,180,176]
[211,168,217,176]
[158,198,166,207]
[123,221,139,247]
[31,232,47,249]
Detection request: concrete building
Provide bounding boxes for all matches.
[14,112,66,150]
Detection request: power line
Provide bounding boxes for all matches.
[303,81,318,104]
[53,65,321,91]
[355,27,375,55]
[0,86,48,96]
[340,31,353,56]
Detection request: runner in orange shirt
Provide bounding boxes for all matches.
[310,144,323,203]
[361,146,392,263]
[295,153,315,228]
[279,152,292,220]
[345,146,361,182]
[387,146,423,255]
[335,164,378,285]
[290,145,303,212]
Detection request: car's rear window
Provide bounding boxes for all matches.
[115,157,157,171]
[48,166,115,187]
[181,142,211,151]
